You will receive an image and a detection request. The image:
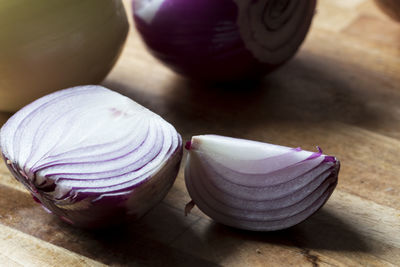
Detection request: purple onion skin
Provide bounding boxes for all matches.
[133,0,316,81]
[133,0,262,81]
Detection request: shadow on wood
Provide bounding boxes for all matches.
[103,49,392,144]
[164,54,384,131]
[51,203,216,267]
[0,112,12,127]
[0,184,216,266]
[204,208,371,253]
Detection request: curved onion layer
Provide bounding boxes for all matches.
[0,0,129,111]
[184,135,340,231]
[0,86,182,228]
[374,0,400,21]
[132,0,316,81]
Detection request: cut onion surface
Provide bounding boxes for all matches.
[0,85,182,228]
[184,135,340,231]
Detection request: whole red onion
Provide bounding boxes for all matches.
[132,0,316,81]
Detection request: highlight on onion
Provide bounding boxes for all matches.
[374,0,400,21]
[0,0,129,112]
[184,135,340,231]
[132,0,316,81]
[0,85,182,228]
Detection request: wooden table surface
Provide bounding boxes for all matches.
[0,0,399,266]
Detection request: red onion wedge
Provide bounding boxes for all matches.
[0,85,182,228]
[133,0,316,81]
[184,135,340,231]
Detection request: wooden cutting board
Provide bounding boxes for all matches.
[0,0,399,266]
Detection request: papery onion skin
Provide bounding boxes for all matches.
[374,0,400,21]
[184,135,340,231]
[0,0,129,112]
[132,0,316,81]
[0,85,182,228]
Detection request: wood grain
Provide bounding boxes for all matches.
[0,0,399,266]
[0,224,105,267]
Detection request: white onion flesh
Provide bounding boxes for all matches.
[184,135,340,231]
[0,85,182,228]
[234,0,316,64]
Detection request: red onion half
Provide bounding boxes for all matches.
[184,135,340,231]
[0,86,182,228]
[133,0,316,81]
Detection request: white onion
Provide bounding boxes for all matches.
[184,135,340,231]
[0,85,182,228]
[0,0,129,111]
